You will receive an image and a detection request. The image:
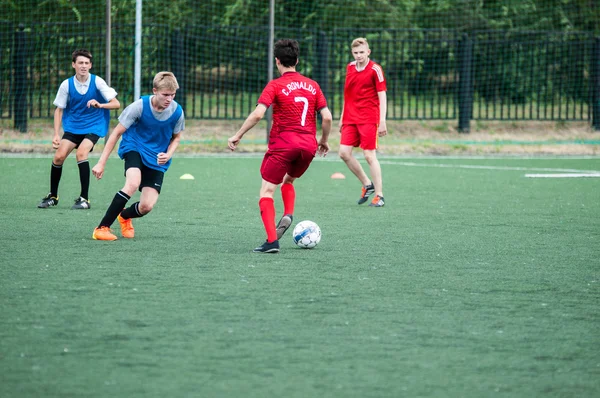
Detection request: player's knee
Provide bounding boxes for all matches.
[364,151,378,164]
[138,202,154,214]
[53,156,67,165]
[338,148,351,161]
[75,150,89,162]
[122,182,140,196]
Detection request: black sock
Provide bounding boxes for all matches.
[50,163,62,197]
[98,191,130,228]
[77,160,90,199]
[120,202,144,219]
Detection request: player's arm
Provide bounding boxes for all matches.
[318,107,332,156]
[88,97,120,110]
[377,91,387,137]
[338,103,344,133]
[91,77,120,110]
[52,107,63,149]
[228,104,267,151]
[92,123,127,180]
[157,131,183,165]
[52,80,68,149]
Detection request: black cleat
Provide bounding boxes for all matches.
[38,194,59,208]
[71,196,91,210]
[369,195,385,207]
[276,214,293,240]
[357,183,375,205]
[253,240,280,253]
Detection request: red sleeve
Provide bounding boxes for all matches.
[372,63,386,92]
[316,86,327,111]
[257,81,277,107]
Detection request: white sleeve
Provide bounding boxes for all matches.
[53,80,70,108]
[94,76,118,102]
[117,99,143,129]
[173,111,185,135]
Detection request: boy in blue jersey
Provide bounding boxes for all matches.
[38,49,120,209]
[91,71,185,241]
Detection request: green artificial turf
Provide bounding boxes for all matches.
[1,155,599,397]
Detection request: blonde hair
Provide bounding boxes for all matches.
[351,37,369,49]
[153,71,179,91]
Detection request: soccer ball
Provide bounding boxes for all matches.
[292,220,321,249]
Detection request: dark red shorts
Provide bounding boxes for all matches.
[260,148,316,185]
[340,124,378,150]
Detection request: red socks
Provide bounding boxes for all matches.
[259,197,277,243]
[281,183,295,215]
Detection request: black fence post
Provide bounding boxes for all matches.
[13,23,27,133]
[592,36,600,131]
[171,29,186,112]
[458,33,474,133]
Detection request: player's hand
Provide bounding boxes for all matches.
[317,141,330,157]
[92,163,104,180]
[228,135,241,151]
[378,122,387,137]
[52,135,60,149]
[157,152,170,165]
[87,99,101,109]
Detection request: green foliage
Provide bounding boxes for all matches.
[0,0,597,33]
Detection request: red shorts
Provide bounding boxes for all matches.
[340,124,379,150]
[260,148,316,185]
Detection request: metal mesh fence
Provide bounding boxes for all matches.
[1,1,599,130]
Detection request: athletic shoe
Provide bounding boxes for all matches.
[117,214,135,239]
[92,226,117,241]
[38,194,58,208]
[357,183,375,205]
[253,240,280,253]
[369,195,385,207]
[71,196,91,210]
[276,214,293,240]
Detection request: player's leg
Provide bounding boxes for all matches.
[339,144,371,185]
[358,125,384,207]
[38,136,76,208]
[364,149,384,207]
[254,151,287,253]
[117,167,163,239]
[93,152,142,240]
[71,134,99,209]
[255,178,279,253]
[276,174,296,240]
[339,124,373,204]
[276,148,312,239]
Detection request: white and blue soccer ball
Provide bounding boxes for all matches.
[292,220,321,249]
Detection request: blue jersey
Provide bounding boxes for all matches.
[118,96,183,172]
[62,74,110,137]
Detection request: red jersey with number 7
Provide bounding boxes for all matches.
[342,60,386,124]
[258,71,328,151]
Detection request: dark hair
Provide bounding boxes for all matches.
[274,39,299,67]
[71,49,92,63]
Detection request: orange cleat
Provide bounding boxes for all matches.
[92,226,117,241]
[117,214,135,239]
[369,195,385,207]
[357,183,375,205]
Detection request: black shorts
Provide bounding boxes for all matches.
[63,132,100,150]
[123,151,164,193]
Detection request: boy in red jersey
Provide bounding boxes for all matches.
[338,38,387,207]
[228,39,332,253]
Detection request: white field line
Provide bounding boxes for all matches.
[376,160,600,174]
[3,153,600,176]
[524,173,600,178]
